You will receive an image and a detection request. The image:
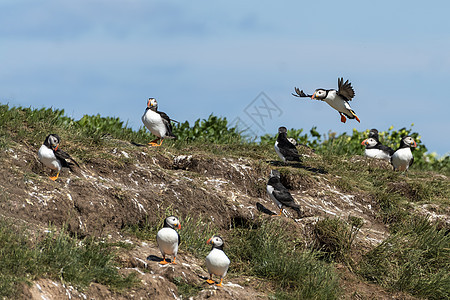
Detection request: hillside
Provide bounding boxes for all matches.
[0,105,449,299]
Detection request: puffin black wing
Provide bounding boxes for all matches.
[177,231,181,245]
[272,189,297,208]
[379,144,395,156]
[337,77,355,101]
[292,87,313,98]
[54,149,80,169]
[157,111,177,139]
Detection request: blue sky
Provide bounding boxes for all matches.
[1,1,449,155]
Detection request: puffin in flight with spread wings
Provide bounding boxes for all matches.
[292,77,360,123]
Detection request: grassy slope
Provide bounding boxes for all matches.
[0,104,449,299]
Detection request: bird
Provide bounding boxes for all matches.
[391,136,417,172]
[361,129,394,160]
[37,134,80,181]
[274,127,301,163]
[142,98,177,147]
[156,216,181,265]
[292,77,360,123]
[266,170,303,218]
[205,235,230,287]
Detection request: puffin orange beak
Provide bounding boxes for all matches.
[176,223,181,230]
[147,99,152,108]
[412,141,417,148]
[53,144,59,151]
[206,238,212,245]
[361,139,367,146]
[311,92,316,100]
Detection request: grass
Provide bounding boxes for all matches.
[0,220,138,298]
[358,216,450,300]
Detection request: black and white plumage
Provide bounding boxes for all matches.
[274,127,301,162]
[205,235,230,287]
[156,216,181,265]
[361,130,395,161]
[37,134,80,181]
[391,136,417,172]
[142,98,177,147]
[292,78,360,123]
[266,170,303,218]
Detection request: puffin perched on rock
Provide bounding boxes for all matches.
[156,216,181,265]
[274,127,301,163]
[37,134,80,181]
[391,136,417,172]
[205,235,230,287]
[266,170,303,218]
[292,77,360,123]
[361,129,394,160]
[142,98,177,147]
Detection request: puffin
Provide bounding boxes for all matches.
[361,130,394,160]
[292,77,360,123]
[156,216,181,265]
[274,127,301,162]
[266,170,303,218]
[391,136,417,172]
[37,134,80,181]
[142,98,177,146]
[205,235,230,287]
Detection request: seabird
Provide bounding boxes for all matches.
[37,134,79,181]
[156,216,181,265]
[266,170,303,218]
[274,127,301,162]
[292,77,360,123]
[391,136,417,172]
[205,235,230,287]
[361,130,394,160]
[142,98,177,147]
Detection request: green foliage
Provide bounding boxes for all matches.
[358,216,450,299]
[313,216,363,264]
[228,218,341,299]
[0,220,137,298]
[173,114,243,144]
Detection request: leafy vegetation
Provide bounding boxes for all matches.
[0,221,137,298]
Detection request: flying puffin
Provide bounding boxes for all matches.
[37,134,80,181]
[156,216,181,265]
[361,129,394,160]
[391,136,417,172]
[292,77,360,123]
[266,170,303,218]
[205,235,230,287]
[274,127,301,163]
[142,98,177,147]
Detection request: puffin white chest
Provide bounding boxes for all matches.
[391,148,413,171]
[156,227,179,255]
[266,185,282,208]
[324,92,352,113]
[274,141,285,162]
[365,148,390,160]
[38,145,61,171]
[205,248,230,277]
[142,110,168,138]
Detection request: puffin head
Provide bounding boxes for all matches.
[361,137,377,148]
[368,129,379,140]
[147,98,158,111]
[163,216,181,230]
[400,136,417,148]
[311,89,327,100]
[207,235,225,250]
[44,134,61,150]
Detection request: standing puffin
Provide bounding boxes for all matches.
[205,235,230,287]
[37,134,80,181]
[361,130,394,161]
[156,216,181,265]
[142,98,177,147]
[391,136,417,172]
[292,77,360,123]
[266,170,303,218]
[274,127,301,162]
